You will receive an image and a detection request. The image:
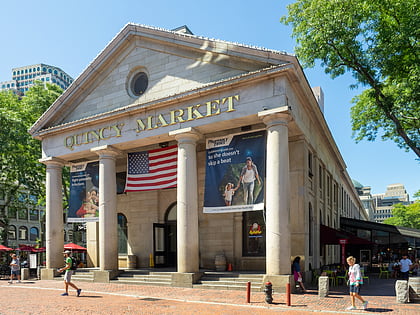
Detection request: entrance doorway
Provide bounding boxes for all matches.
[153,203,177,267]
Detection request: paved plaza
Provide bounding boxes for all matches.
[0,276,419,314]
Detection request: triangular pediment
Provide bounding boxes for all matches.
[30,24,296,136]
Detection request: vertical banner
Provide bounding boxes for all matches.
[68,161,99,222]
[203,130,266,213]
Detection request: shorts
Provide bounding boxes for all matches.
[11,270,20,276]
[349,284,362,294]
[64,270,74,283]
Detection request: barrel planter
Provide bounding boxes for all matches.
[215,254,227,271]
[408,277,420,302]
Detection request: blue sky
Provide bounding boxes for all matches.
[1,0,418,198]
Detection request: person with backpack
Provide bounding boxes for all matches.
[58,250,81,297]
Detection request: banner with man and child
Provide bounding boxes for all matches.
[203,130,266,213]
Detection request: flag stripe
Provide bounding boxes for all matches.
[125,145,178,192]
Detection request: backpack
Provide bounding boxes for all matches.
[70,256,79,270]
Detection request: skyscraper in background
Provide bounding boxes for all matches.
[0,63,73,94]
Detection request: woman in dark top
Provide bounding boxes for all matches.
[292,256,306,292]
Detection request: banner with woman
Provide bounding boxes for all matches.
[68,161,100,222]
[203,130,266,213]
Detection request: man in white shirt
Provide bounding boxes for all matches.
[399,255,413,280]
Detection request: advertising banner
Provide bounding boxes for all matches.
[68,161,99,222]
[203,130,266,213]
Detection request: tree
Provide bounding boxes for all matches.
[281,0,420,158]
[0,82,62,242]
[383,201,420,229]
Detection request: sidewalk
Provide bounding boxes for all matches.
[0,277,418,314]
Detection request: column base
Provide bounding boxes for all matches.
[171,272,203,288]
[263,274,294,293]
[41,268,60,280]
[93,270,121,283]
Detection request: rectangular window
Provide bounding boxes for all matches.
[30,209,39,221]
[8,206,17,219]
[18,207,28,220]
[243,211,266,256]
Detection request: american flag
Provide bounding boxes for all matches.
[124,145,178,192]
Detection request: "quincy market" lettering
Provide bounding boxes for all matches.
[63,95,239,150]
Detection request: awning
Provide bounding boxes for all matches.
[320,224,373,245]
[64,243,87,251]
[0,244,13,251]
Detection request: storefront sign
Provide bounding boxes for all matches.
[64,94,239,151]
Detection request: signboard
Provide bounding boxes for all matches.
[68,161,99,222]
[203,130,266,213]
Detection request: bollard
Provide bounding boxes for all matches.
[286,283,291,306]
[264,281,273,304]
[246,281,251,303]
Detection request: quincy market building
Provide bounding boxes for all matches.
[29,24,366,289]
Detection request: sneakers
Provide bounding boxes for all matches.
[77,289,82,297]
[17,280,21,283]
[362,301,369,310]
[61,292,69,296]
[346,306,356,310]
[8,281,13,284]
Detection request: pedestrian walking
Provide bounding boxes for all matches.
[292,256,306,292]
[8,253,21,284]
[346,256,368,310]
[399,254,413,280]
[58,250,81,297]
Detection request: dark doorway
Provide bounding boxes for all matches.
[153,203,177,267]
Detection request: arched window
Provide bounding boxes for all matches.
[19,226,28,240]
[8,225,17,240]
[118,213,128,254]
[165,203,177,222]
[30,227,39,241]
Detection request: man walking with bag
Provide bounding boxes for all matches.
[58,250,81,297]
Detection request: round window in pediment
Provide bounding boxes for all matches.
[130,71,148,97]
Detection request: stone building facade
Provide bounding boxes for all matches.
[29,24,366,289]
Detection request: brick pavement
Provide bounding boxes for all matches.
[0,276,419,314]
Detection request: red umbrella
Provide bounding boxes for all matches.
[15,244,35,252]
[33,247,46,253]
[64,243,87,251]
[0,244,13,251]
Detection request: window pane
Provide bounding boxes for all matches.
[30,227,39,241]
[19,227,28,240]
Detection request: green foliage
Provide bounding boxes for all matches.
[281,0,420,158]
[383,202,420,229]
[0,82,62,234]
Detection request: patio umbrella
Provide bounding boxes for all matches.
[64,243,87,251]
[33,247,46,253]
[0,244,13,251]
[15,245,35,252]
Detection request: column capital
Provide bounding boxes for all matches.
[39,156,66,167]
[169,127,201,143]
[258,106,291,127]
[91,145,122,158]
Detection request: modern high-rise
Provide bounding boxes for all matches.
[0,63,73,94]
[372,183,411,223]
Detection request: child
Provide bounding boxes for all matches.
[223,183,238,206]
